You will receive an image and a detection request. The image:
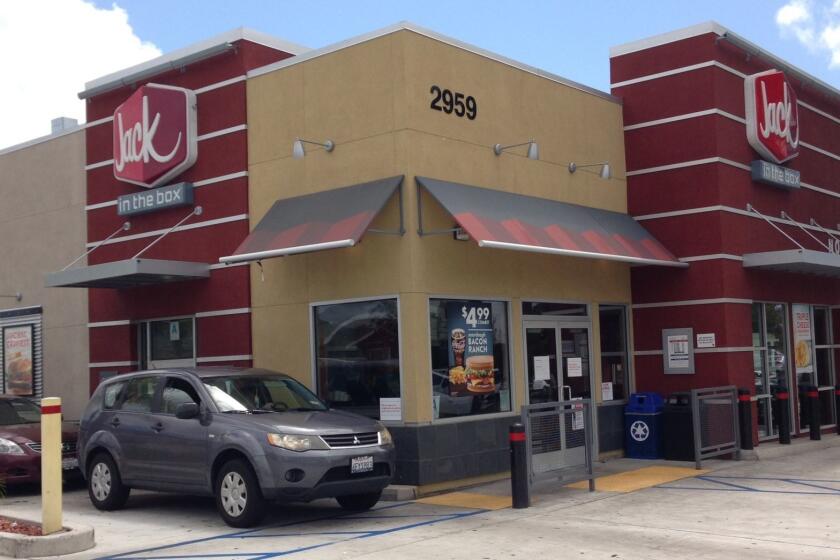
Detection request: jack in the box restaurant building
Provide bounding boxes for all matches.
[2,20,834,488]
[41,23,683,486]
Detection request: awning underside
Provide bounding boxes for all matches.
[417,177,684,267]
[220,176,403,264]
[45,259,210,289]
[743,249,840,278]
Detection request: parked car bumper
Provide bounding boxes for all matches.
[2,451,81,485]
[258,444,395,501]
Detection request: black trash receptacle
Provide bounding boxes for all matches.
[663,391,695,461]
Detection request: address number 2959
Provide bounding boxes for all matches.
[430,85,477,120]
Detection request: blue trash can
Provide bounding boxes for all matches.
[624,392,664,459]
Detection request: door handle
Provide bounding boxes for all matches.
[563,385,572,402]
[110,418,120,428]
[151,422,164,433]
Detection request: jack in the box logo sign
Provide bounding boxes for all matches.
[112,83,198,188]
[744,70,800,164]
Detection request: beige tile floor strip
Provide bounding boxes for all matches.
[567,465,709,493]
[416,492,511,510]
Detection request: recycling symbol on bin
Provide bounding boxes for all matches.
[630,420,650,442]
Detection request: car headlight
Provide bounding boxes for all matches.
[267,433,328,452]
[0,437,24,455]
[378,426,393,446]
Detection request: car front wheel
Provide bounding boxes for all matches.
[215,459,265,527]
[87,452,130,510]
[336,490,382,511]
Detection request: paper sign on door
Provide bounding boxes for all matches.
[567,357,583,378]
[534,356,551,381]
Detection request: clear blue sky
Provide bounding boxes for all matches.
[90,0,840,92]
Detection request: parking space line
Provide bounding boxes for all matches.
[97,503,488,560]
[655,475,840,496]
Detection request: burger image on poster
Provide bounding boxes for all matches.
[466,355,495,393]
[6,352,33,395]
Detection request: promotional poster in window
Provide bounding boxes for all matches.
[447,302,495,395]
[3,325,34,396]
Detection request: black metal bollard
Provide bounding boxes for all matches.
[807,385,821,441]
[509,423,530,509]
[738,388,754,450]
[836,385,840,436]
[776,385,791,444]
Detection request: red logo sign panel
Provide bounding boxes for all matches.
[744,70,799,164]
[112,83,198,188]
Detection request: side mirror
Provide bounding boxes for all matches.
[175,402,199,420]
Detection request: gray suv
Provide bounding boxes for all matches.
[77,367,395,527]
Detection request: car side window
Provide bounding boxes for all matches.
[161,377,201,414]
[118,377,158,413]
[103,382,126,410]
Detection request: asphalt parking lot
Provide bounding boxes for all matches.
[3,440,840,559]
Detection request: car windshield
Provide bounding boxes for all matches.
[0,398,41,425]
[203,375,328,413]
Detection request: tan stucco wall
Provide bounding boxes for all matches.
[0,130,89,418]
[247,30,631,424]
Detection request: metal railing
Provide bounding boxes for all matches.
[521,399,595,491]
[691,386,741,469]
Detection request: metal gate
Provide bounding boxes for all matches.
[521,399,595,491]
[691,386,741,469]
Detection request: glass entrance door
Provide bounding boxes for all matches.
[752,303,791,438]
[524,320,592,468]
[139,318,196,369]
[524,321,592,404]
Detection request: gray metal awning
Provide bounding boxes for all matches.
[742,249,840,277]
[45,259,210,289]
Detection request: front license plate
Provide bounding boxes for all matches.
[62,457,79,470]
[350,455,374,474]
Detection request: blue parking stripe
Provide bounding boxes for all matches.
[97,504,485,560]
[695,476,759,492]
[97,502,412,560]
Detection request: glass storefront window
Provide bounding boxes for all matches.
[150,319,195,362]
[313,298,400,419]
[599,305,629,401]
[430,299,511,418]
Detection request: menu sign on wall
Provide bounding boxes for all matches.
[447,302,495,395]
[793,304,813,374]
[3,325,34,396]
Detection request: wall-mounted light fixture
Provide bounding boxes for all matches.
[568,162,611,180]
[292,137,335,159]
[493,140,539,160]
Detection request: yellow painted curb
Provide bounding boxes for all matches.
[567,466,709,493]
[417,492,511,510]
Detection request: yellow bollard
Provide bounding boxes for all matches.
[40,396,63,535]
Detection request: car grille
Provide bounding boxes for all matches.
[320,432,379,448]
[25,441,77,455]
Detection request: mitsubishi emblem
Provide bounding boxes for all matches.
[353,435,360,445]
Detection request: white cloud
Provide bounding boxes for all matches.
[777,0,840,68]
[0,1,161,150]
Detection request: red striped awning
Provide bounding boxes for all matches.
[220,176,403,264]
[417,177,684,267]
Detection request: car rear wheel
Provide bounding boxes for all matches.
[215,459,265,528]
[87,452,130,510]
[336,490,382,511]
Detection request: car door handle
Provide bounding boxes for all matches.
[151,422,164,433]
[110,418,120,428]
